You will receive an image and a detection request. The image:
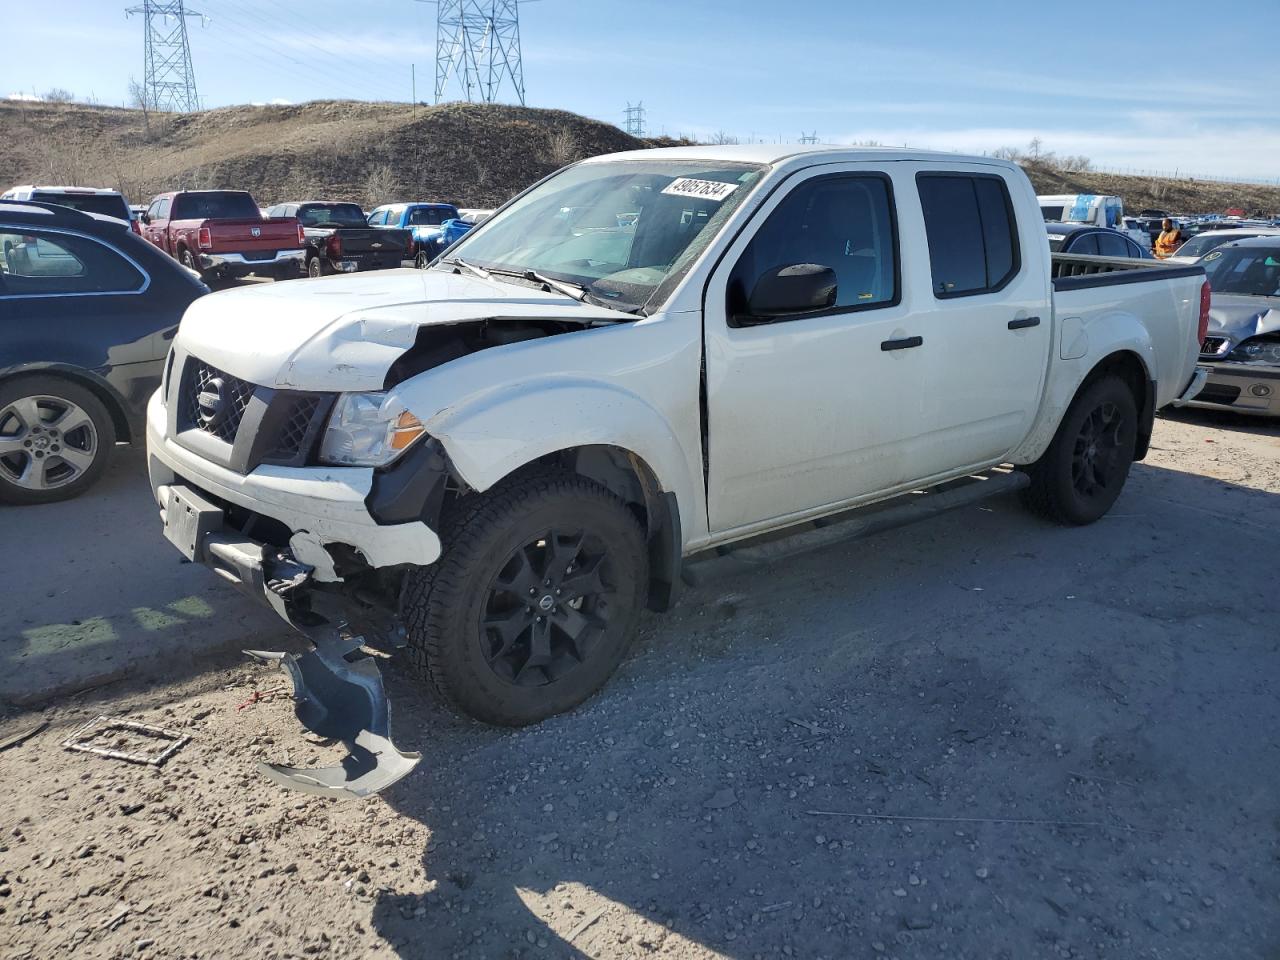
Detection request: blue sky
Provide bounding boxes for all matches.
[5,0,1277,179]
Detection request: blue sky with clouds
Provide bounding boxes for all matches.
[5,0,1277,178]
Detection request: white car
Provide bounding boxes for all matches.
[147,145,1210,797]
[1163,227,1280,265]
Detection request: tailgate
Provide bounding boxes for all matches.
[335,227,410,256]
[206,217,300,251]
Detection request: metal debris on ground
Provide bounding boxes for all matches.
[62,716,191,766]
[235,685,290,711]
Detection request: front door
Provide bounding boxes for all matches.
[703,167,929,534]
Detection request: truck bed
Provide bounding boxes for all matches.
[1051,253,1204,290]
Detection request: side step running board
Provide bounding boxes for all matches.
[683,469,1029,586]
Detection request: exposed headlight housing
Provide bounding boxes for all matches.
[319,392,426,467]
[1226,335,1280,365]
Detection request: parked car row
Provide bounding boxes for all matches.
[3,183,485,284]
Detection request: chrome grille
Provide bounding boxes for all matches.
[180,360,255,444]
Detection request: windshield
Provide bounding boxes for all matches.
[32,192,130,221]
[441,160,765,312]
[1202,247,1280,297]
[1176,232,1263,259]
[1040,205,1066,222]
[172,192,261,220]
[297,203,367,227]
[407,207,453,226]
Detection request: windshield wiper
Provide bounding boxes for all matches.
[521,269,589,302]
[441,257,491,279]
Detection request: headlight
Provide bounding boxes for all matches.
[319,392,426,467]
[1226,336,1280,365]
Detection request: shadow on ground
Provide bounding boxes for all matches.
[0,446,288,708]
[360,462,1280,958]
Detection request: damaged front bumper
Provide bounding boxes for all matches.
[146,394,438,798]
[158,482,420,798]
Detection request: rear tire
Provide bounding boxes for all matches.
[178,247,204,282]
[0,375,115,505]
[1020,374,1137,525]
[307,256,327,278]
[414,249,430,270]
[401,471,649,726]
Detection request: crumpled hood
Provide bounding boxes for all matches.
[175,268,622,391]
[1206,293,1280,343]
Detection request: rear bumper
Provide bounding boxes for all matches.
[145,391,440,577]
[322,254,409,273]
[199,249,305,273]
[1181,362,1280,416]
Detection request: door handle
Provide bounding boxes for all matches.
[1008,316,1041,330]
[881,336,923,351]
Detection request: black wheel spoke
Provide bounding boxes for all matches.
[482,608,530,661]
[496,546,540,597]
[561,552,607,599]
[541,530,583,587]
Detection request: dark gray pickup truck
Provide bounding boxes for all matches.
[266,201,413,277]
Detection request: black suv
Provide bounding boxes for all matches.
[0,200,208,504]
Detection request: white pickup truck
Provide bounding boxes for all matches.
[147,146,1210,797]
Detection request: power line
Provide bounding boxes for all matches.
[125,1,203,112]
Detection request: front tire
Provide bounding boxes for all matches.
[401,472,649,726]
[1021,374,1137,525]
[0,376,115,505]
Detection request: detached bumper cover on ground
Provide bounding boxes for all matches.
[146,393,431,798]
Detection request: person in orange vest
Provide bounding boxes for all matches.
[1154,218,1185,258]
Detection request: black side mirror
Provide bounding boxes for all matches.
[745,263,837,320]
[140,212,151,225]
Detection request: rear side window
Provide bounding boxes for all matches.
[917,173,1020,297]
[1096,232,1132,258]
[1069,233,1100,256]
[0,228,145,295]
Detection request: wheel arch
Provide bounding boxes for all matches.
[461,443,683,613]
[0,363,132,443]
[1077,349,1154,461]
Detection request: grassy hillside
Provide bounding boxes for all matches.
[2,98,1277,215]
[0,99,642,208]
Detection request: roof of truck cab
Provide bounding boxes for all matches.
[583,143,1020,170]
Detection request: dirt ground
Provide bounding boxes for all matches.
[2,410,1278,960]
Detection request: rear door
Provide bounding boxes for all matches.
[907,166,1052,478]
[0,223,172,414]
[145,197,173,254]
[703,165,930,533]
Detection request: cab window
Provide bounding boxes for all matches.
[729,174,898,319]
[917,173,1020,297]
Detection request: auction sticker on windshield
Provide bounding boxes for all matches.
[662,178,739,202]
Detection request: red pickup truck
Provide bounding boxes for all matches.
[140,190,305,282]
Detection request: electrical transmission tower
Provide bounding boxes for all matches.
[623,102,646,137]
[434,1,526,105]
[799,131,819,144]
[125,0,203,112]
